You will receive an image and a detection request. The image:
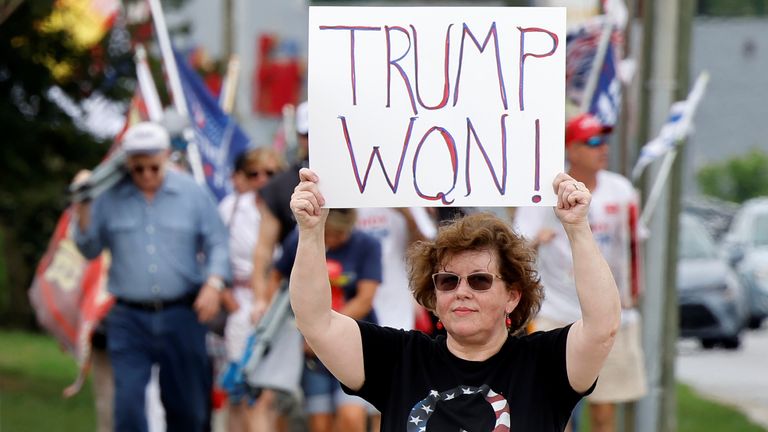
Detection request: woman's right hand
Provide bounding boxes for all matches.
[290,168,328,231]
[552,172,591,229]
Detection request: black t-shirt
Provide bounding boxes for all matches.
[260,161,304,243]
[343,321,591,432]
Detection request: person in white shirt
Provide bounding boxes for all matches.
[355,208,436,331]
[514,113,647,432]
[219,147,302,432]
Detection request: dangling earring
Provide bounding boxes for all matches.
[505,315,512,330]
[436,320,444,330]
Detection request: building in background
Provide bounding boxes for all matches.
[686,17,768,195]
[165,0,309,145]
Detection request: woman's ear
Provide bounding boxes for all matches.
[505,285,522,314]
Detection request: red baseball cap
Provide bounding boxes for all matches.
[565,113,613,147]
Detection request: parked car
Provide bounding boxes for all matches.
[683,196,739,241]
[677,213,748,349]
[723,198,768,329]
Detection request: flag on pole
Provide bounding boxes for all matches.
[28,208,114,398]
[565,17,623,126]
[586,39,621,126]
[174,48,252,201]
[631,71,710,180]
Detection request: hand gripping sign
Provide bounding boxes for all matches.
[309,6,565,208]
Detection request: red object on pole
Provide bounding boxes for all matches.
[253,34,301,116]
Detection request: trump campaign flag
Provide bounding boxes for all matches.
[566,17,623,127]
[174,48,252,201]
[587,41,620,126]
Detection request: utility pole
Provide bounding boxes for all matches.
[635,0,694,431]
[222,0,234,59]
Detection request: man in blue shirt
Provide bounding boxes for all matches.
[74,121,230,432]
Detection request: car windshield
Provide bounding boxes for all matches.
[679,216,717,259]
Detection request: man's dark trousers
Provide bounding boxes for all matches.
[107,302,211,432]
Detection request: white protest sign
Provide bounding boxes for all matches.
[308,6,565,207]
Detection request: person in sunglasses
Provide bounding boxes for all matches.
[287,166,621,432]
[515,113,648,432]
[74,121,231,431]
[217,147,305,432]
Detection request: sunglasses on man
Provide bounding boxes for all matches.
[130,164,161,175]
[245,169,276,179]
[432,271,504,292]
[583,135,607,147]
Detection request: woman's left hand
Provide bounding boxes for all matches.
[552,172,591,227]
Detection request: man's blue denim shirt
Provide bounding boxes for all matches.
[75,170,231,301]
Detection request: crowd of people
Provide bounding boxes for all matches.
[72,102,647,432]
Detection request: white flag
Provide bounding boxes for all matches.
[631,71,709,181]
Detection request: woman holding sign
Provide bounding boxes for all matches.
[288,167,620,431]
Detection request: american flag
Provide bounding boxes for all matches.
[566,17,624,127]
[174,48,252,201]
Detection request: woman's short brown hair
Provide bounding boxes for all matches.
[407,212,543,334]
[234,147,286,173]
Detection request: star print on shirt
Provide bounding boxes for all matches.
[406,385,511,432]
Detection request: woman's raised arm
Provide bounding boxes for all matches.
[552,173,622,393]
[289,168,366,390]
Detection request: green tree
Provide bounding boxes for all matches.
[697,0,767,16]
[0,2,135,327]
[697,149,768,203]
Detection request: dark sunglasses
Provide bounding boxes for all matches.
[245,169,276,179]
[584,135,607,147]
[432,271,503,292]
[130,164,161,175]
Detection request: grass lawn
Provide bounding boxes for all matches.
[0,330,96,432]
[677,383,766,432]
[576,383,767,432]
[1,329,766,431]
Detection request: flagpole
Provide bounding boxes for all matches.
[134,44,163,122]
[146,0,206,185]
[219,55,241,114]
[639,148,678,226]
[579,19,613,113]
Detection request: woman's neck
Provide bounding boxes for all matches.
[445,328,507,362]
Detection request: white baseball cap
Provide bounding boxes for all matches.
[121,122,170,155]
[296,101,309,135]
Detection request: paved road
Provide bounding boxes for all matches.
[676,327,768,429]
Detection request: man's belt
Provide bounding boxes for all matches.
[116,293,196,312]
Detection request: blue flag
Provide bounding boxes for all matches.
[565,19,622,127]
[174,48,252,201]
[588,41,621,127]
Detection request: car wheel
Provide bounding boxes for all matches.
[721,336,741,350]
[747,316,764,330]
[701,338,717,349]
